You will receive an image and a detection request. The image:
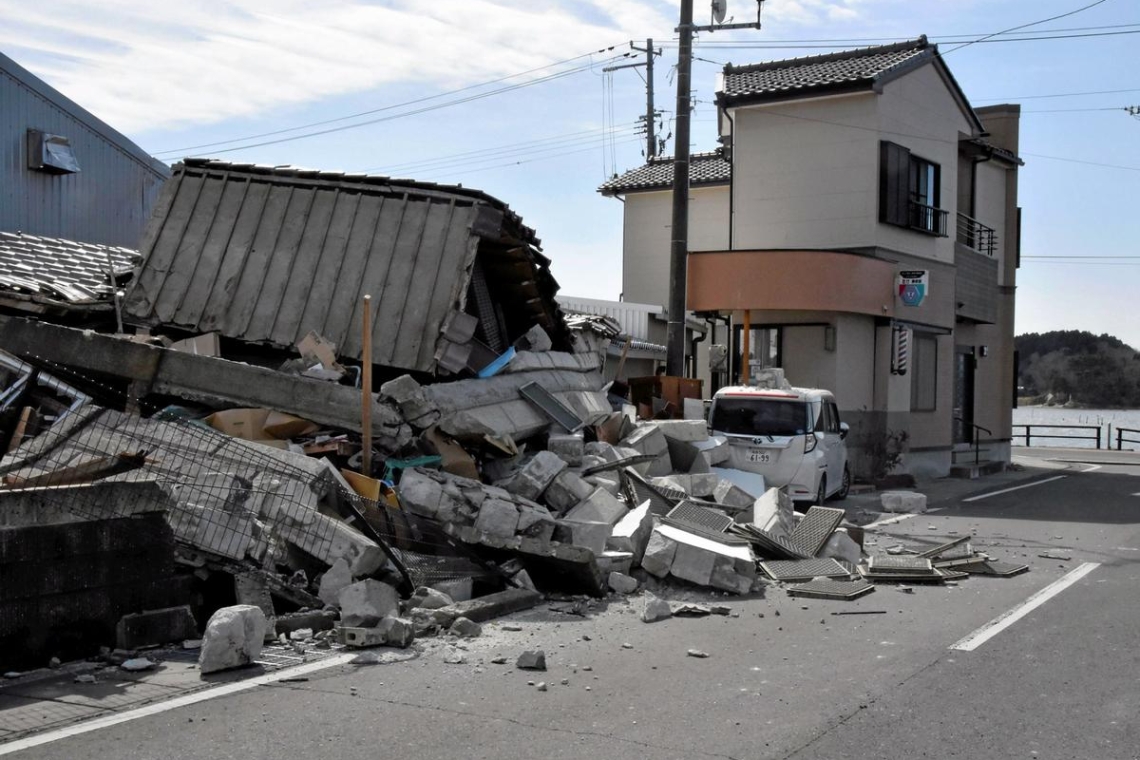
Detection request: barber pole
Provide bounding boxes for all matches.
[892,325,909,375]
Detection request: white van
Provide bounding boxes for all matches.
[708,385,850,506]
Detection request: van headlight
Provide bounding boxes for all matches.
[804,433,819,453]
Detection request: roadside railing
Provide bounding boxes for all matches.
[1012,424,1102,449]
[1114,426,1140,451]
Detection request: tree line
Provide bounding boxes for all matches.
[1017,330,1140,407]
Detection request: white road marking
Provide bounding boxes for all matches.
[962,475,1068,503]
[864,512,926,528]
[950,562,1101,652]
[0,652,357,756]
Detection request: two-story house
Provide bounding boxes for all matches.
[600,37,1021,479]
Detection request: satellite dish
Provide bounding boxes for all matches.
[711,0,728,24]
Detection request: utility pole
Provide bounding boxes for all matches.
[665,0,764,377]
[603,40,662,159]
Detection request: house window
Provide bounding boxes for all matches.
[911,334,938,411]
[879,141,946,236]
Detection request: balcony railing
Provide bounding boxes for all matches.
[956,212,997,256]
[907,201,949,237]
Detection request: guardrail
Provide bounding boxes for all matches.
[1114,426,1140,451]
[1012,424,1102,449]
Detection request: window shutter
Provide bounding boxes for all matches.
[879,141,911,227]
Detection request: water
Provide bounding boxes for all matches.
[1012,406,1140,450]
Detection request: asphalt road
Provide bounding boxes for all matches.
[9,461,1140,760]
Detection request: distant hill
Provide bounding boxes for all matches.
[1016,330,1140,407]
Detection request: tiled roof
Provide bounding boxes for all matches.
[598,151,731,195]
[719,37,931,105]
[0,231,139,303]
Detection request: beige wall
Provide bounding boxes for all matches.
[621,186,729,306]
[974,160,1009,281]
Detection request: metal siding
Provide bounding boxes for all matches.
[123,167,493,372]
[0,65,167,248]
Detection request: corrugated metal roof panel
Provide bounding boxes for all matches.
[123,161,557,373]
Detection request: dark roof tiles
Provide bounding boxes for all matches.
[0,231,139,303]
[599,151,731,195]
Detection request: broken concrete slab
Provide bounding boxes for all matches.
[553,518,611,555]
[379,375,440,429]
[542,470,594,515]
[649,473,720,499]
[441,524,605,596]
[516,505,557,543]
[692,436,730,467]
[881,491,927,514]
[608,571,639,594]
[547,433,585,467]
[198,605,267,675]
[655,523,757,594]
[408,586,454,611]
[652,419,709,442]
[641,529,678,578]
[564,487,627,526]
[503,451,566,502]
[115,606,198,650]
[641,594,673,623]
[318,558,354,606]
[604,499,654,564]
[338,580,399,628]
[425,588,543,627]
[620,425,672,477]
[473,499,521,538]
[747,487,796,539]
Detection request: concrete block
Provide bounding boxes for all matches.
[548,433,585,467]
[605,499,653,564]
[621,425,672,477]
[584,441,620,459]
[748,487,796,538]
[395,468,444,518]
[669,539,717,586]
[449,616,483,638]
[338,580,399,628]
[585,473,622,496]
[409,586,454,611]
[820,530,862,564]
[474,499,521,538]
[379,375,440,428]
[653,419,709,442]
[516,505,557,542]
[597,550,633,577]
[709,555,756,595]
[713,479,757,510]
[692,436,730,467]
[341,616,415,648]
[116,606,198,650]
[665,438,712,475]
[423,588,542,628]
[711,467,766,502]
[543,470,594,515]
[564,487,628,526]
[641,593,673,622]
[683,398,706,420]
[429,578,473,603]
[881,491,927,514]
[198,605,266,675]
[516,650,546,670]
[641,529,678,578]
[317,558,353,606]
[608,571,639,594]
[657,523,756,594]
[505,451,567,502]
[516,324,553,353]
[554,518,611,555]
[233,571,277,639]
[275,610,337,637]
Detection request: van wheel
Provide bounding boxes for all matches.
[835,466,851,501]
[814,476,827,505]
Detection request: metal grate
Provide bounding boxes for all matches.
[958,560,1029,577]
[665,501,734,533]
[728,523,810,560]
[789,506,845,556]
[760,557,850,582]
[787,578,875,600]
[868,555,935,573]
[917,535,971,559]
[620,467,684,516]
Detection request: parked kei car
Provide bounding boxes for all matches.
[708,385,850,507]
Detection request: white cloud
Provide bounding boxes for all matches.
[0,0,676,132]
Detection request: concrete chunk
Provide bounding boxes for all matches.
[712,478,757,509]
[318,558,353,606]
[516,505,557,542]
[547,433,585,467]
[692,436,730,466]
[543,470,594,515]
[620,425,672,477]
[517,650,546,670]
[747,487,795,539]
[608,571,639,594]
[641,593,673,622]
[408,586,454,611]
[652,419,709,442]
[474,498,521,538]
[338,580,399,628]
[198,605,266,675]
[449,617,483,638]
[656,523,756,594]
[505,451,567,502]
[564,487,628,526]
[641,529,678,578]
[881,491,927,513]
[820,530,862,564]
[554,518,611,555]
[605,499,653,564]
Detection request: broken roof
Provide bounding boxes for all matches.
[122,159,565,374]
[598,151,731,196]
[0,230,139,307]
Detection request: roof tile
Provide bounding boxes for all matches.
[599,151,731,195]
[0,231,138,303]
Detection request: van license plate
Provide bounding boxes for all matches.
[748,449,771,464]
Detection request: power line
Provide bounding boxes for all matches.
[685,28,1140,49]
[670,23,1140,46]
[938,0,1112,56]
[414,135,646,182]
[1022,152,1140,171]
[976,87,1140,101]
[152,45,630,156]
[1024,255,1140,259]
[1022,106,1133,112]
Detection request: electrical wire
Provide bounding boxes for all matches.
[414,135,646,182]
[666,23,1140,46]
[152,45,629,156]
[1022,106,1133,112]
[682,29,1140,50]
[1022,152,1140,171]
[938,0,1112,56]
[975,87,1140,101]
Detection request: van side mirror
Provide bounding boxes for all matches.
[839,422,849,440]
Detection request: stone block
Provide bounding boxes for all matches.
[820,530,862,564]
[394,467,444,518]
[517,505,557,542]
[620,425,672,477]
[665,438,712,474]
[653,419,709,442]
[543,470,594,515]
[430,578,472,603]
[605,499,653,564]
[341,616,415,649]
[709,555,756,595]
[710,467,766,502]
[198,605,266,675]
[585,473,622,496]
[474,499,521,538]
[713,479,757,510]
[748,487,795,538]
[449,616,482,638]
[641,593,673,622]
[116,606,198,650]
[553,518,611,555]
[409,586,454,611]
[597,550,633,577]
[608,571,639,594]
[505,451,567,502]
[275,610,337,637]
[517,650,546,670]
[428,588,542,626]
[669,539,717,586]
[692,436,731,466]
[656,523,756,594]
[338,580,399,628]
[317,558,353,606]
[640,529,677,578]
[881,491,927,513]
[564,487,628,526]
[547,433,585,467]
[584,441,619,459]
[379,375,440,428]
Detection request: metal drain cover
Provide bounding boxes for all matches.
[787,578,875,600]
[918,535,971,559]
[959,560,1029,576]
[621,468,684,516]
[868,555,935,573]
[665,501,734,533]
[789,506,845,556]
[729,524,810,560]
[760,557,850,582]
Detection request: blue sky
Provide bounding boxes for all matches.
[2,1,1137,345]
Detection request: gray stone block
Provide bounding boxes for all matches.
[564,487,627,526]
[641,529,677,578]
[669,540,717,586]
[547,433,585,467]
[517,505,557,542]
[692,436,730,466]
[608,571,639,594]
[543,470,594,515]
[620,425,672,477]
[605,499,654,564]
[474,499,521,538]
[198,605,266,675]
[554,518,611,555]
[652,419,709,442]
[880,491,927,513]
[338,580,399,628]
[713,479,757,509]
[749,487,795,538]
[505,451,567,502]
[641,594,673,622]
[318,558,353,606]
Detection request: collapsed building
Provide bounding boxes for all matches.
[0,160,1026,673]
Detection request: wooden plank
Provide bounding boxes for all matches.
[172,177,251,327]
[198,181,270,332]
[313,194,384,351]
[372,199,431,367]
[339,196,408,360]
[5,406,33,454]
[279,190,360,346]
[125,173,205,322]
[220,185,293,337]
[239,186,316,340]
[152,174,228,324]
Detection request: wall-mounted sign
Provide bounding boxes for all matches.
[896,270,929,307]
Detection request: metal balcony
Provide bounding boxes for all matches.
[956,212,997,256]
[907,201,949,237]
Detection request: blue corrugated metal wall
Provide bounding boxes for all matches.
[0,59,168,248]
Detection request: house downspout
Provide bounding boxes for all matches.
[723,108,735,252]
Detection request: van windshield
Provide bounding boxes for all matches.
[710,397,811,437]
